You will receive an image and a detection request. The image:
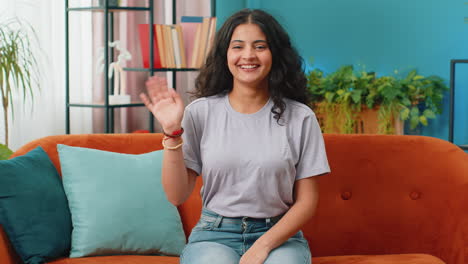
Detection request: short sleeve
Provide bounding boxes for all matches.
[182,107,202,175]
[295,113,330,180]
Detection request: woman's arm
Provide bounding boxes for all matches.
[162,137,198,206]
[239,176,320,264]
[140,76,198,206]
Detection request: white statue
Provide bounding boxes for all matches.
[96,40,132,105]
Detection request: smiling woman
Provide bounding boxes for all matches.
[140,8,329,264]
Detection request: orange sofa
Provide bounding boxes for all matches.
[1,133,467,264]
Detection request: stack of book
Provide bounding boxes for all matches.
[138,16,217,69]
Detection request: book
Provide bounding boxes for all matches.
[180,16,203,68]
[155,24,166,68]
[137,24,162,68]
[171,26,182,68]
[163,25,175,68]
[205,17,217,59]
[181,16,203,23]
[175,24,187,68]
[195,17,212,68]
[190,23,202,68]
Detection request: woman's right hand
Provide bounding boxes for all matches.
[140,76,184,133]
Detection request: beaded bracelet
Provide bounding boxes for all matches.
[162,137,183,150]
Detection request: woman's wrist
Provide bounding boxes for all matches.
[163,124,182,134]
[254,236,275,252]
[163,127,184,138]
[162,136,183,150]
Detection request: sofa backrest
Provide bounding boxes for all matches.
[306,134,468,264]
[10,133,468,263]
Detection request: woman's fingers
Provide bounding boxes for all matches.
[146,79,160,100]
[157,76,168,90]
[169,87,182,106]
[140,93,153,110]
[146,76,173,103]
[143,76,179,108]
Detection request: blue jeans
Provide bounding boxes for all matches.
[180,208,311,264]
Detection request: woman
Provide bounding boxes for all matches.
[141,9,330,264]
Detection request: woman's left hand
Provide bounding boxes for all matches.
[239,242,270,264]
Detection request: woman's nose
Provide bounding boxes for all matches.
[241,47,256,59]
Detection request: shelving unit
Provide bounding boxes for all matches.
[65,0,215,133]
[449,59,468,150]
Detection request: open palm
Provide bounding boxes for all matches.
[140,76,184,132]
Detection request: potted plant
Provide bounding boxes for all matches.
[307,65,448,134]
[0,18,41,147]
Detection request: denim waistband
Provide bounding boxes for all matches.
[201,208,284,225]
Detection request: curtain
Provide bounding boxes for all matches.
[0,0,74,151]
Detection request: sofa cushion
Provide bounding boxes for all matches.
[0,146,72,264]
[46,253,445,264]
[57,144,185,258]
[48,255,180,264]
[313,254,445,264]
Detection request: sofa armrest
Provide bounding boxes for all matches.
[0,226,19,264]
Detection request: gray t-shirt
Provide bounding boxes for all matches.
[182,94,330,218]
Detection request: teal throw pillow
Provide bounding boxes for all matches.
[57,144,186,258]
[0,146,72,264]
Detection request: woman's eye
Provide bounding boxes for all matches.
[255,45,266,50]
[232,46,242,49]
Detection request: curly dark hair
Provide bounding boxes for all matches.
[194,8,310,123]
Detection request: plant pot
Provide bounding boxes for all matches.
[356,107,403,135]
[314,103,404,135]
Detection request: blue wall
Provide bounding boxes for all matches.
[217,0,468,145]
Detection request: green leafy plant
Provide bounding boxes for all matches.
[0,143,13,160]
[0,18,40,147]
[307,65,448,134]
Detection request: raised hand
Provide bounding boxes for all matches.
[140,76,184,133]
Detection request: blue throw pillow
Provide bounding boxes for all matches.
[57,144,186,258]
[0,146,72,264]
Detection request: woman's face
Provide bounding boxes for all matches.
[227,23,272,90]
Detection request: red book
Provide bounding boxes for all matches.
[138,24,162,68]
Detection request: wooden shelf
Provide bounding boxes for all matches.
[68,102,144,108]
[67,7,150,12]
[124,67,200,72]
